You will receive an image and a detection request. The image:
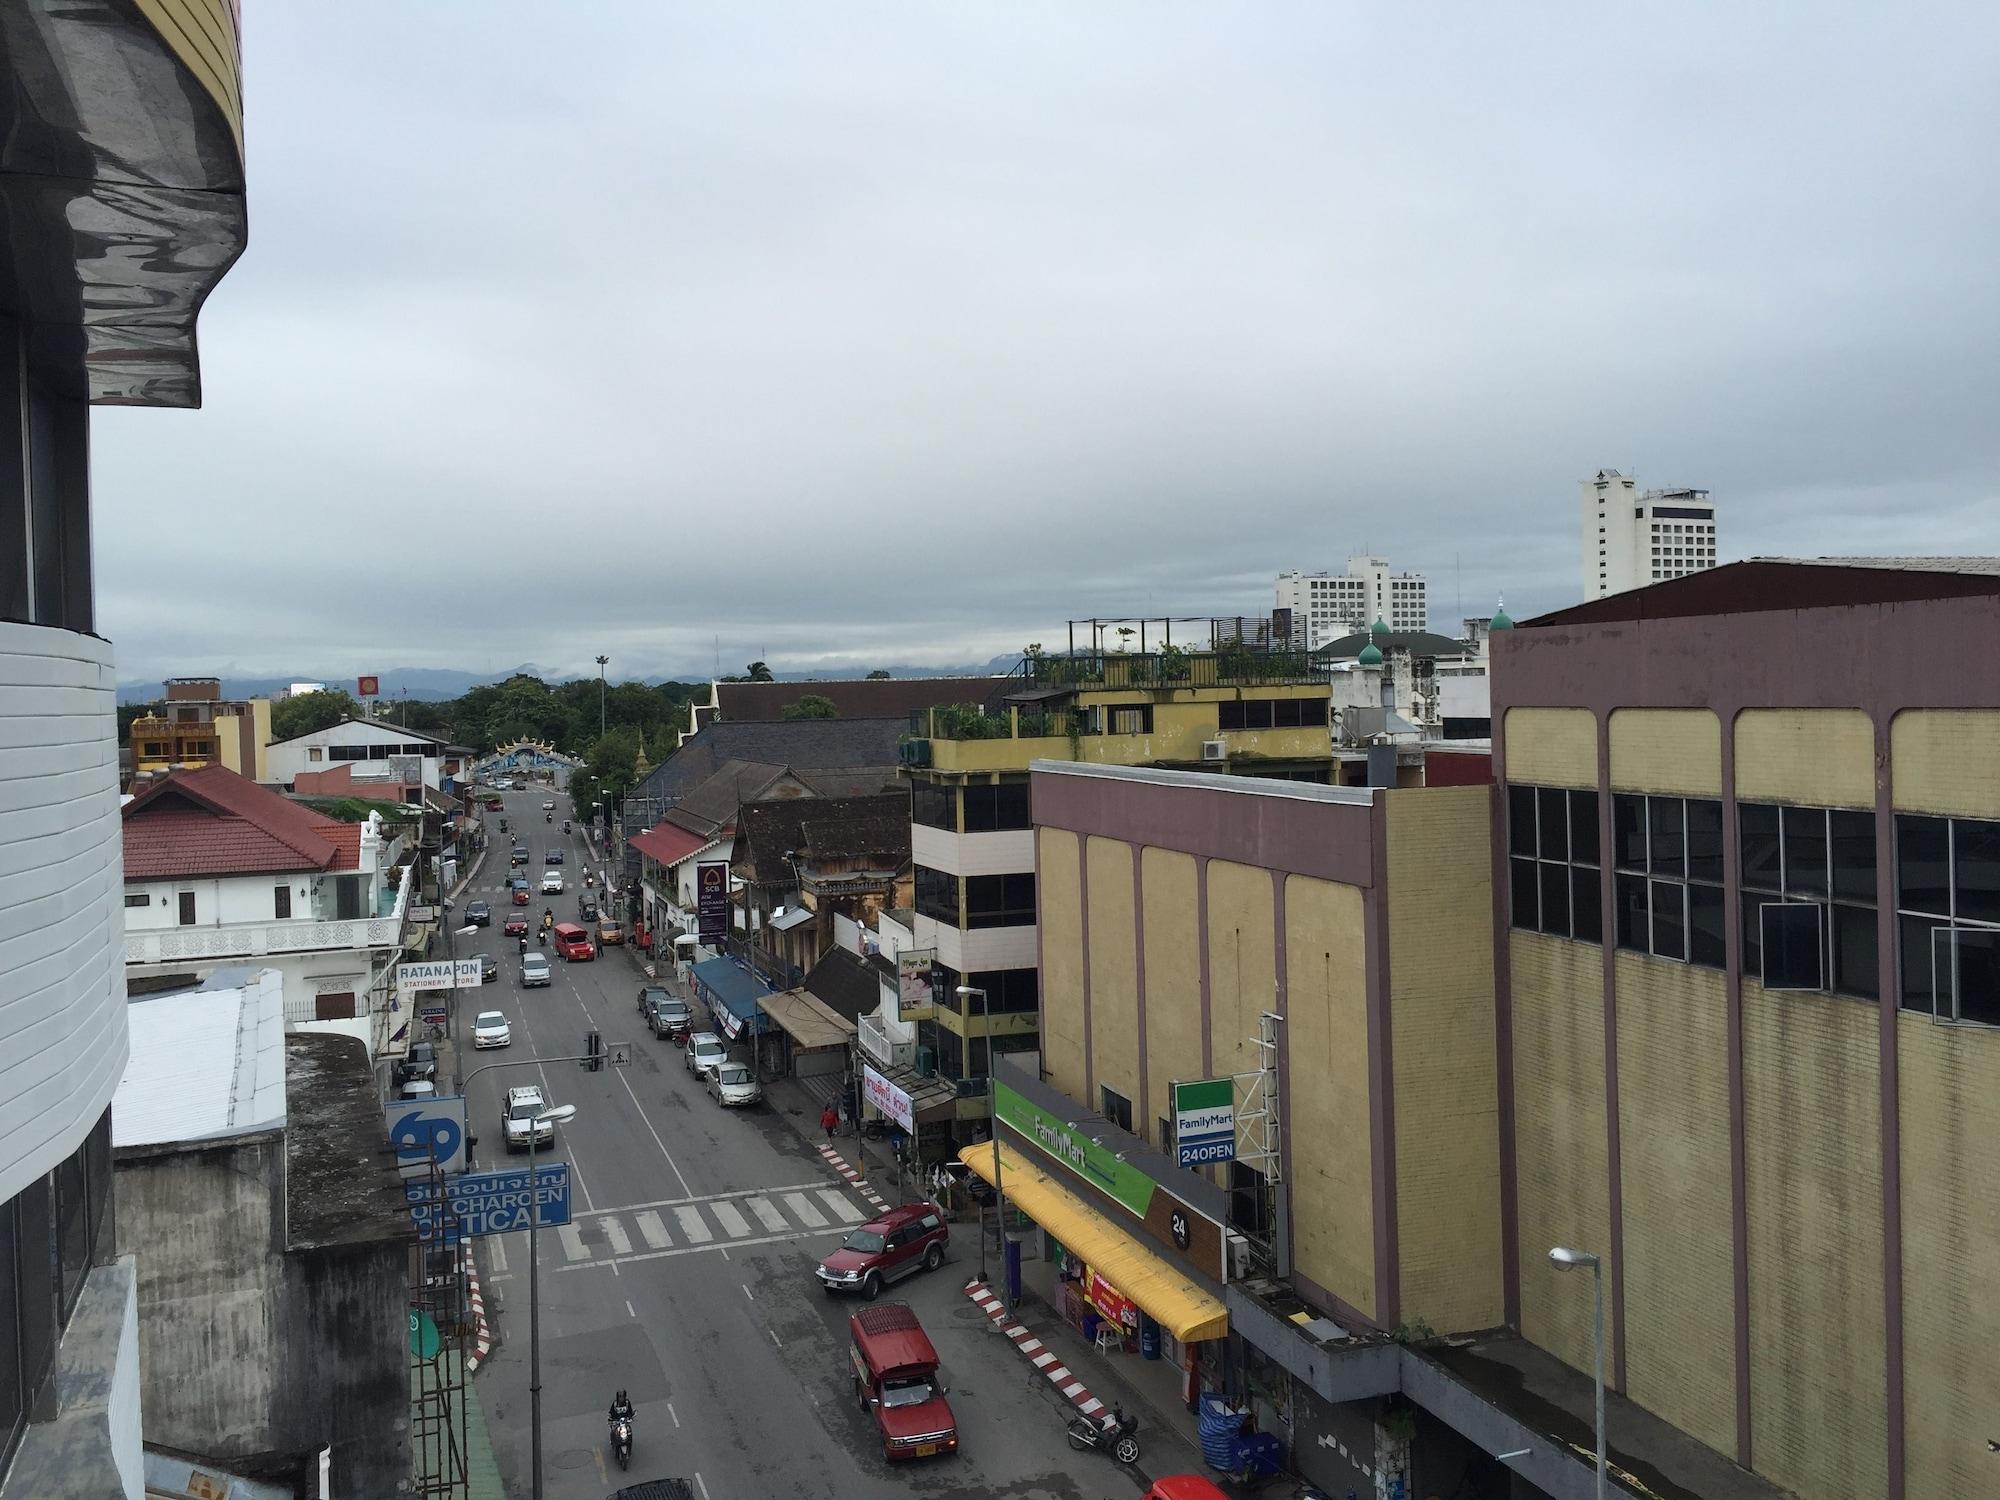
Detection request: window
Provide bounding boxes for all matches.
[912,780,956,831]
[938,966,1039,1014]
[1100,1085,1133,1133]
[274,884,292,919]
[1740,803,1877,998]
[1104,703,1153,736]
[961,781,1030,832]
[333,874,363,921]
[1508,784,1601,942]
[1229,1161,1269,1237]
[1897,813,2000,1024]
[914,864,960,926]
[124,891,150,910]
[1217,698,1318,732]
[1612,794,1724,968]
[965,872,1036,929]
[177,890,196,926]
[307,747,323,762]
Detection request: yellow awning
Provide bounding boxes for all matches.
[958,1141,1229,1343]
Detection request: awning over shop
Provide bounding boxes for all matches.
[689,956,769,1040]
[959,1140,1229,1343]
[757,988,855,1050]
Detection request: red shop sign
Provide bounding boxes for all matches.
[1084,1266,1139,1331]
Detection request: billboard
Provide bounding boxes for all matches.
[1172,1077,1236,1167]
[357,675,380,696]
[405,1163,571,1243]
[396,958,484,997]
[696,861,730,943]
[896,948,936,1020]
[385,1095,467,1178]
[862,1065,914,1133]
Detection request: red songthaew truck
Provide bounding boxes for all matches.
[848,1303,958,1461]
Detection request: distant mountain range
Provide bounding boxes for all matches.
[115,656,1026,704]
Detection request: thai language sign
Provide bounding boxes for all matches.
[863,1065,914,1132]
[696,861,730,942]
[405,1163,571,1243]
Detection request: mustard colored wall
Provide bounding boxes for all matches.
[133,0,244,153]
[928,686,1330,774]
[1085,837,1140,1112]
[1897,1011,2000,1498]
[1607,708,1719,796]
[1384,788,1501,1333]
[1891,709,2000,817]
[1283,874,1374,1320]
[216,709,244,775]
[1205,859,1278,1138]
[1612,954,1736,1455]
[1502,708,1596,788]
[250,698,272,781]
[1734,709,1874,808]
[1741,981,1886,1500]
[1037,828,1087,1102]
[1140,848,1203,1146]
[1510,932,1611,1372]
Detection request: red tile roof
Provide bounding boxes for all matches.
[122,764,363,880]
[630,823,715,868]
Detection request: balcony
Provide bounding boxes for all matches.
[905,700,1332,775]
[1023,646,1319,691]
[123,864,412,967]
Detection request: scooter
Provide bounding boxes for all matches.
[1065,1405,1140,1466]
[610,1415,632,1469]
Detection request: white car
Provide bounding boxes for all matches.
[684,1031,727,1080]
[520,951,551,987]
[472,1011,512,1049]
[543,799,556,811]
[503,1084,554,1151]
[706,1061,761,1108]
[540,872,564,894]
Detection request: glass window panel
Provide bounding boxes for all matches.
[1896,815,1951,916]
[1537,788,1569,863]
[1829,809,1877,906]
[1508,786,1537,858]
[0,1197,18,1462]
[1760,903,1825,990]
[1832,904,1879,1000]
[1951,818,2000,927]
[1688,883,1725,969]
[1614,795,1647,872]
[1510,858,1539,931]
[1685,799,1724,885]
[1953,927,2000,1026]
[56,1150,87,1318]
[1539,860,1571,938]
[1569,790,1600,866]
[1783,806,1829,898]
[1614,874,1647,951]
[1650,878,1687,960]
[1741,891,1763,980]
[1740,803,1781,891]
[1571,866,1602,944]
[1648,799,1686,878]
[16,1177,53,1401]
[1899,913,1937,1013]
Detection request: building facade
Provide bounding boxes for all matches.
[126,678,273,781]
[0,1,247,1492]
[264,717,459,792]
[1581,468,1718,599]
[1277,556,1429,648]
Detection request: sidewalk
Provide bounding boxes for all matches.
[763,1070,918,1194]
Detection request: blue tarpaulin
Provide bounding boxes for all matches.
[689,957,770,1041]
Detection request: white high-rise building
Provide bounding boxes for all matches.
[1276,556,1428,648]
[1582,469,1718,599]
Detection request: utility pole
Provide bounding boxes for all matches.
[595,656,609,739]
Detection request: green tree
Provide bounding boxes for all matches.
[782,694,837,720]
[271,689,361,742]
[865,669,892,680]
[745,661,774,682]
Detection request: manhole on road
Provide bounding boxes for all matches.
[551,1448,596,1470]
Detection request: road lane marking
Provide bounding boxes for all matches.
[604,1218,632,1256]
[558,1224,588,1262]
[607,1046,694,1198]
[490,1237,509,1274]
[816,1190,864,1224]
[553,1224,843,1273]
[636,1211,671,1249]
[577,1181,838,1220]
[668,1402,679,1428]
[745,1196,787,1234]
[741,1284,754,1301]
[769,1328,782,1347]
[674,1207,712,1243]
[783,1192,828,1228]
[695,1474,709,1500]
[625,1300,635,1318]
[712,1201,752,1239]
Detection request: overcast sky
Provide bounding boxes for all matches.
[94,2,2000,684]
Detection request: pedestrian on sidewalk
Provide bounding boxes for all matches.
[820,1101,839,1143]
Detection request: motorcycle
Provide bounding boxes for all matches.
[546,813,552,824]
[610,1415,633,1469]
[584,872,595,889]
[1065,1405,1140,1466]
[536,928,548,947]
[563,820,571,834]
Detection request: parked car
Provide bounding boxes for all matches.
[684,1032,726,1079]
[472,1010,512,1048]
[597,919,626,946]
[502,1084,555,1151]
[544,848,565,865]
[465,899,491,927]
[816,1203,950,1299]
[540,871,565,894]
[650,996,693,1042]
[504,913,529,937]
[478,952,499,983]
[552,922,594,961]
[706,1061,761,1108]
[637,984,670,1015]
[396,1041,438,1085]
[520,951,552,987]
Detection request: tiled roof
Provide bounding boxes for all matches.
[632,720,907,806]
[122,764,358,879]
[631,823,715,868]
[668,760,794,835]
[803,947,884,1022]
[733,793,912,885]
[714,676,1008,723]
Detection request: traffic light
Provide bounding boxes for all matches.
[585,1030,603,1072]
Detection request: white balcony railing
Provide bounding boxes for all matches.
[856,1013,913,1070]
[124,864,412,966]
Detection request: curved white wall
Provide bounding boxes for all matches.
[0,622,128,1204]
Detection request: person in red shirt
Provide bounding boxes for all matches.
[821,1102,839,1142]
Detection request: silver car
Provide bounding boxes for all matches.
[472,1011,512,1049]
[684,1031,726,1079]
[520,952,552,988]
[706,1061,761,1108]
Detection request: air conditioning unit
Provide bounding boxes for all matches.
[1201,740,1227,763]
[1224,1231,1253,1281]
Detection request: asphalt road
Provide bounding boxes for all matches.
[455,788,1150,1500]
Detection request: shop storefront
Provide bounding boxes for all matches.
[688,955,774,1068]
[755,987,855,1081]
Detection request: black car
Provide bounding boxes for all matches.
[396,1042,439,1084]
[511,846,530,867]
[637,984,670,1017]
[544,848,565,866]
[479,952,499,983]
[466,899,492,927]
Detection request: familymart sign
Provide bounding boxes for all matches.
[1170,1078,1236,1167]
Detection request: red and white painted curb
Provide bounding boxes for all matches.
[464,1244,493,1373]
[817,1143,890,1214]
[964,1278,1108,1423]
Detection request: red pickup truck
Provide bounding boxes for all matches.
[848,1304,958,1461]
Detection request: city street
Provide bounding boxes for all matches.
[454,789,1149,1499]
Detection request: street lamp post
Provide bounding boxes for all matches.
[595,655,609,739]
[956,986,1008,1302]
[1550,1246,1605,1500]
[529,1103,578,1500]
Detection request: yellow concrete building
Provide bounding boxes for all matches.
[128,677,272,779]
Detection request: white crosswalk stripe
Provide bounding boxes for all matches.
[636,1211,671,1249]
[558,1224,588,1262]
[489,1236,509,1274]
[745,1196,787,1234]
[818,1190,865,1224]
[674,1206,712,1244]
[604,1218,632,1255]
[783,1192,827,1228]
[711,1201,752,1239]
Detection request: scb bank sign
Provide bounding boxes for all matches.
[1171,1078,1236,1167]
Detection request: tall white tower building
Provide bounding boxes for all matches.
[1582,470,1718,599]
[1276,555,1428,648]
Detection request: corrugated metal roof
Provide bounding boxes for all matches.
[114,967,288,1148]
[1754,555,2000,575]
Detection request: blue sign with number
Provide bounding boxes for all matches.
[386,1096,467,1176]
[406,1164,571,1243]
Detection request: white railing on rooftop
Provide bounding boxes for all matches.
[124,864,411,966]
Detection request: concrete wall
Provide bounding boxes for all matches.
[1500,708,1594,788]
[1206,858,1278,1109]
[1037,827,1087,1102]
[1607,708,1719,795]
[1736,708,1874,807]
[1085,836,1139,1114]
[1140,848,1202,1144]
